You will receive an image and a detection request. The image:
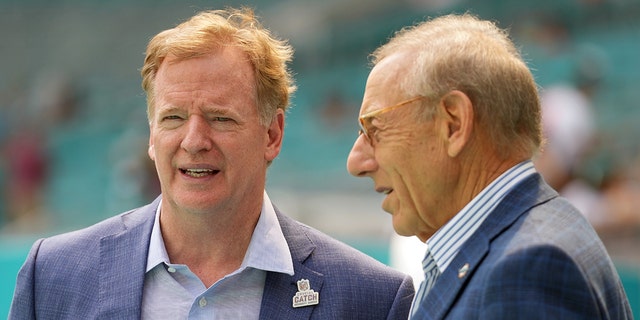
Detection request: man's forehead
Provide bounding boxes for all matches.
[362,54,413,114]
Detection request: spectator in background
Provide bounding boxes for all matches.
[0,75,69,235]
[0,125,50,235]
[346,13,632,319]
[535,45,640,234]
[534,46,604,226]
[0,70,82,235]
[9,8,413,319]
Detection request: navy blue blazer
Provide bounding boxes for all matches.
[411,174,633,319]
[9,197,414,319]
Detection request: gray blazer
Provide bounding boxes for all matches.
[9,197,414,319]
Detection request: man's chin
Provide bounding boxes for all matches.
[391,217,414,238]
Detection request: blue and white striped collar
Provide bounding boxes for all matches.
[426,160,537,273]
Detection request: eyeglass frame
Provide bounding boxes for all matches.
[358,95,427,145]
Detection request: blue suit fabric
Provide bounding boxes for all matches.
[411,174,633,319]
[9,198,414,320]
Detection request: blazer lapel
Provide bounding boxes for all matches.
[97,198,158,318]
[416,174,557,319]
[259,209,324,320]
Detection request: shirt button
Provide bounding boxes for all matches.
[167,267,176,273]
[198,297,207,308]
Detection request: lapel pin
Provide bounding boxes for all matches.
[292,279,319,308]
[458,263,470,278]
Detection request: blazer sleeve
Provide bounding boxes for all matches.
[480,245,606,319]
[8,239,43,320]
[387,274,416,320]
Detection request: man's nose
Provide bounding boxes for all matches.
[181,116,213,154]
[346,135,377,177]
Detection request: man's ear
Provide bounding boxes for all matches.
[148,137,155,161]
[440,90,473,157]
[265,109,285,162]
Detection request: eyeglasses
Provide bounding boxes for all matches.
[358,96,427,146]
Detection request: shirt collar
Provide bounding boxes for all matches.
[146,202,168,272]
[426,160,537,273]
[146,191,294,276]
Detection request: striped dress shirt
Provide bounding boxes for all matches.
[428,160,537,274]
[410,161,537,316]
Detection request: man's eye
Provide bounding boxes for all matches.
[370,128,380,140]
[213,117,232,122]
[163,115,183,121]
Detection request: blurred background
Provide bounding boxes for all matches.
[1,0,639,316]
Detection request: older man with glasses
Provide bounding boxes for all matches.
[347,13,632,319]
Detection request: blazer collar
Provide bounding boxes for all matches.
[416,174,557,319]
[259,208,324,320]
[97,197,159,318]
